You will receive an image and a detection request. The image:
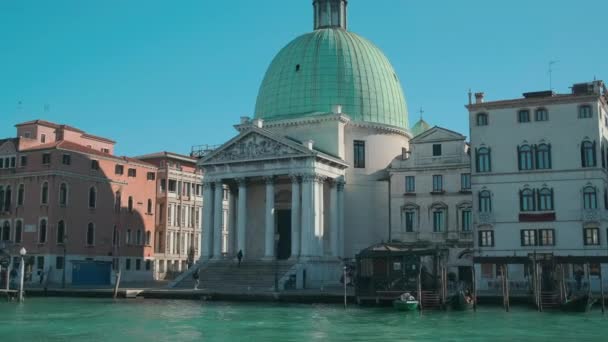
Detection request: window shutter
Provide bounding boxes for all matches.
[581,143,586,167]
[534,189,539,211]
[532,144,538,169]
[548,144,552,169]
[550,188,554,210]
[517,146,521,170]
[519,190,523,211]
[488,147,492,172]
[520,230,525,246]
[534,230,539,246]
[478,232,483,246]
[593,141,597,166]
[475,148,479,172]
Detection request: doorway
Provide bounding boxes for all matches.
[276,210,292,260]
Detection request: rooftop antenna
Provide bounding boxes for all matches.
[468,89,472,106]
[548,60,559,90]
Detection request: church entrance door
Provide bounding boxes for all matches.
[276,210,292,260]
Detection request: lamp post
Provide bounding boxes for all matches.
[61,235,68,289]
[19,247,26,302]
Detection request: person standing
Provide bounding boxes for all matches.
[237,250,243,267]
[193,269,200,290]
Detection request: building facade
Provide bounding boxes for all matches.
[469,81,608,291]
[389,126,473,280]
[136,152,205,279]
[0,120,157,285]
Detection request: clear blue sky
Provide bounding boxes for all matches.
[1,0,607,156]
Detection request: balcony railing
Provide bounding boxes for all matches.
[476,212,495,225]
[581,209,601,222]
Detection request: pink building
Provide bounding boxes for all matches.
[0,120,157,286]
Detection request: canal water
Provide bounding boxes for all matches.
[1,298,607,341]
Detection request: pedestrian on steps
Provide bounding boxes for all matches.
[237,250,243,267]
[193,269,200,290]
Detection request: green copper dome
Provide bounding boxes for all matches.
[254,28,409,130]
[411,118,431,136]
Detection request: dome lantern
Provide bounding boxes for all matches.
[313,0,347,30]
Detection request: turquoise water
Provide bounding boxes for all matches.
[1,298,607,341]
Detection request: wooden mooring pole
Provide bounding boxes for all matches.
[505,264,510,312]
[417,263,423,311]
[471,265,477,312]
[600,266,605,314]
[113,270,121,299]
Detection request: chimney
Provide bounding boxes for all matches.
[468,89,472,106]
[240,116,250,125]
[252,118,264,128]
[304,140,314,150]
[332,104,343,114]
[474,92,485,104]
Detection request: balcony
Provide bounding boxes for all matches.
[581,209,601,222]
[414,154,468,167]
[475,212,495,225]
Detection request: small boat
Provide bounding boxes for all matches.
[450,291,474,311]
[561,294,596,312]
[393,293,419,311]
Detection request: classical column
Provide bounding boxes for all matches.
[213,181,224,259]
[201,180,214,260]
[290,175,301,259]
[337,179,345,257]
[300,175,314,258]
[236,178,247,257]
[264,176,275,259]
[314,176,325,257]
[329,179,339,258]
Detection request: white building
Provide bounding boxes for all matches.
[388,125,473,281]
[468,81,608,292]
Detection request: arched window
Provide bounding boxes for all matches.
[476,147,491,172]
[87,223,95,246]
[41,182,49,204]
[147,199,152,214]
[128,196,133,212]
[518,145,533,170]
[1,221,10,241]
[145,231,151,246]
[3,186,11,211]
[17,184,24,206]
[0,186,4,211]
[59,183,68,206]
[535,108,549,121]
[479,190,492,212]
[136,229,142,245]
[519,188,535,211]
[401,204,418,233]
[431,204,447,232]
[14,220,22,243]
[39,218,47,243]
[536,144,552,169]
[57,220,65,244]
[476,113,488,126]
[581,140,596,167]
[538,188,554,211]
[583,186,597,209]
[579,105,592,118]
[89,187,96,208]
[517,110,530,123]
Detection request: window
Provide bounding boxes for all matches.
[461,210,472,232]
[17,184,25,205]
[405,176,415,193]
[59,183,68,206]
[41,134,46,143]
[39,219,47,243]
[115,164,124,175]
[353,140,366,168]
[136,259,141,271]
[536,144,552,169]
[113,226,119,247]
[128,196,133,212]
[521,229,537,246]
[461,173,471,191]
[479,230,494,247]
[518,110,530,123]
[168,180,177,192]
[432,144,442,156]
[87,223,95,246]
[145,260,151,271]
[128,168,137,177]
[583,186,597,209]
[432,175,443,192]
[145,231,151,246]
[476,113,488,126]
[56,256,64,270]
[404,211,415,232]
[583,227,600,246]
[101,148,110,154]
[14,220,22,243]
[115,191,121,211]
[518,145,534,170]
[57,220,66,244]
[62,154,71,165]
[147,199,152,214]
[535,108,548,121]
[126,229,132,245]
[539,229,555,246]
[91,160,100,170]
[1,221,9,241]
[581,140,596,167]
[479,190,492,212]
[20,155,27,167]
[538,188,554,211]
[432,210,444,232]
[147,172,155,180]
[579,105,592,118]
[126,258,131,270]
[2,186,10,211]
[41,182,49,204]
[89,187,97,208]
[42,153,51,165]
[476,147,491,172]
[520,188,535,212]
[136,229,142,245]
[160,179,167,192]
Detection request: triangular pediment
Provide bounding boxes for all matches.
[0,140,17,155]
[201,128,312,165]
[410,126,465,143]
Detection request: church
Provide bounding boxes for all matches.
[192,0,419,288]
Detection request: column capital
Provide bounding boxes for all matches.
[263,176,275,185]
[235,177,248,187]
[314,175,327,184]
[336,178,346,191]
[289,174,301,183]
